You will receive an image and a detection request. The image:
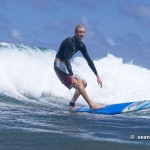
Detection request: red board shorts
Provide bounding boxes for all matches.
[54,60,83,89]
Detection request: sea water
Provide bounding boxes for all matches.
[0,42,150,150]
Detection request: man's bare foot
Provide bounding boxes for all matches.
[69,102,81,110]
[69,106,81,110]
[90,103,105,110]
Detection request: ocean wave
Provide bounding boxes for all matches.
[0,42,150,105]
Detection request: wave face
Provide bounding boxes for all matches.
[0,42,150,105]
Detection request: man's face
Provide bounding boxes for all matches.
[75,27,85,41]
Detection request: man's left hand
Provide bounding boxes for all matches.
[96,75,102,88]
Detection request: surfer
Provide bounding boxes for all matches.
[54,24,104,110]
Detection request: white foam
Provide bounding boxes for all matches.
[0,42,150,104]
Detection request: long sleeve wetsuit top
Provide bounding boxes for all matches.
[56,36,98,76]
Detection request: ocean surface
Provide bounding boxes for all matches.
[0,42,150,150]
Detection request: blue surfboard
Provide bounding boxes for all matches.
[73,100,150,115]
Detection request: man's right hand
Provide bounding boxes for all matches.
[70,76,78,89]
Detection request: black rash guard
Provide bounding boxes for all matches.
[56,36,98,76]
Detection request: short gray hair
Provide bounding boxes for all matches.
[75,24,85,33]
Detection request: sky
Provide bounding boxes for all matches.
[0,0,150,68]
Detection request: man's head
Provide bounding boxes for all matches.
[75,24,85,41]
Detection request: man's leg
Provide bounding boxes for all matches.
[70,80,87,103]
[70,78,104,110]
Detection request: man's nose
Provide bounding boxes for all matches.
[81,33,84,36]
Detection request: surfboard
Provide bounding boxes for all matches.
[73,100,150,115]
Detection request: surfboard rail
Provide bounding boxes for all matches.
[73,100,150,115]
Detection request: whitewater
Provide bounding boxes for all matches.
[0,42,150,150]
[0,42,150,104]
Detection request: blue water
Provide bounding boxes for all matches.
[0,43,150,150]
[0,94,150,150]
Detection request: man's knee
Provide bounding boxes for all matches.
[72,79,82,89]
[82,80,87,87]
[73,79,87,89]
[77,79,84,89]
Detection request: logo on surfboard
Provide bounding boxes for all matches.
[122,100,150,113]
